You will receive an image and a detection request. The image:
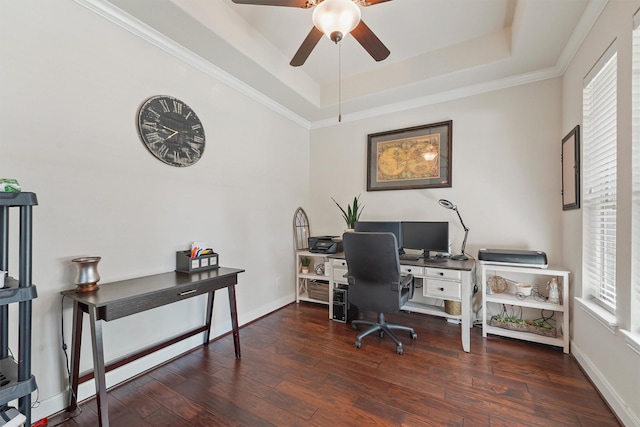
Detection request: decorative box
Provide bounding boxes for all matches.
[175,250,219,273]
[308,280,329,302]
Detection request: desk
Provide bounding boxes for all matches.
[61,267,244,427]
[329,255,475,352]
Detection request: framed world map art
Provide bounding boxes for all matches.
[367,121,453,191]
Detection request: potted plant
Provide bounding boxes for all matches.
[300,256,311,274]
[332,195,364,231]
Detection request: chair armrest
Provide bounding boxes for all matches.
[392,274,414,291]
[400,274,414,289]
[401,274,415,299]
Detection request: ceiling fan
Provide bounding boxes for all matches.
[231,0,392,67]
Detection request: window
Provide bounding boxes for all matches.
[632,13,640,331]
[582,42,617,313]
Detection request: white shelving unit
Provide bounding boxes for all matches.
[0,192,38,426]
[481,263,570,353]
[295,250,330,305]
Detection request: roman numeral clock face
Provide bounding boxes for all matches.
[137,95,205,167]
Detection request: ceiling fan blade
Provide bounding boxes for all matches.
[359,0,393,6]
[290,27,323,67]
[351,20,390,62]
[231,0,314,8]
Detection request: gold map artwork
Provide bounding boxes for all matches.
[377,135,441,182]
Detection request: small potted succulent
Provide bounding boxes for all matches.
[332,195,364,231]
[300,256,311,274]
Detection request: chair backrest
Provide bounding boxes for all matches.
[342,232,404,314]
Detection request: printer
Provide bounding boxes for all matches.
[478,248,548,268]
[308,236,343,254]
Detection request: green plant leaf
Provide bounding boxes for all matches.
[332,195,364,228]
[331,197,349,224]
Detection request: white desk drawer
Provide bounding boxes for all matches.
[426,268,461,281]
[401,265,424,276]
[331,259,348,268]
[424,279,461,300]
[333,270,348,284]
[331,259,348,284]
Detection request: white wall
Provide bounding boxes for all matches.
[562,0,640,425]
[3,0,638,424]
[309,79,564,265]
[309,25,640,423]
[0,1,308,420]
[308,78,564,357]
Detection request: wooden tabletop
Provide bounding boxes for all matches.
[61,267,244,320]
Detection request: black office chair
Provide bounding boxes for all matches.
[343,232,417,354]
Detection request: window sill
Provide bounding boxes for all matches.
[620,330,640,356]
[575,297,618,334]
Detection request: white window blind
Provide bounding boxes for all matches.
[582,42,617,313]
[632,14,640,330]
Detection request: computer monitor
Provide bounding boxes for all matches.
[401,221,449,261]
[354,221,402,250]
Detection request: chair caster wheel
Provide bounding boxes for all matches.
[355,341,362,349]
[351,324,359,331]
[378,331,384,338]
[396,346,403,355]
[410,332,418,340]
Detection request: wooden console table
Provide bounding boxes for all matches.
[61,267,244,427]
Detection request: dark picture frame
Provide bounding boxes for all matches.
[562,125,580,210]
[367,121,453,191]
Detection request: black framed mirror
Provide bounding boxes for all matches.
[562,125,580,210]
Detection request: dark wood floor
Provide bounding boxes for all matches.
[48,302,620,426]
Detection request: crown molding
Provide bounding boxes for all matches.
[556,0,608,75]
[73,0,311,129]
[311,66,561,129]
[312,0,608,129]
[75,0,605,130]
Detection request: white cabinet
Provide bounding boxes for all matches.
[295,251,330,305]
[481,264,570,353]
[423,267,462,300]
[402,266,465,321]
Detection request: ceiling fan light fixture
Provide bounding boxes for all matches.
[312,0,361,43]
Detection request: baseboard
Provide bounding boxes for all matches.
[571,339,640,426]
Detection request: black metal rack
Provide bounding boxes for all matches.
[0,192,38,426]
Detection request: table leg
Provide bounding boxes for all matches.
[88,305,109,426]
[461,307,470,353]
[68,301,84,411]
[461,270,472,353]
[227,284,241,359]
[203,291,215,345]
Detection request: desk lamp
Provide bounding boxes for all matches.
[438,199,469,261]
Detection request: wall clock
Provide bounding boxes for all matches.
[137,95,205,167]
